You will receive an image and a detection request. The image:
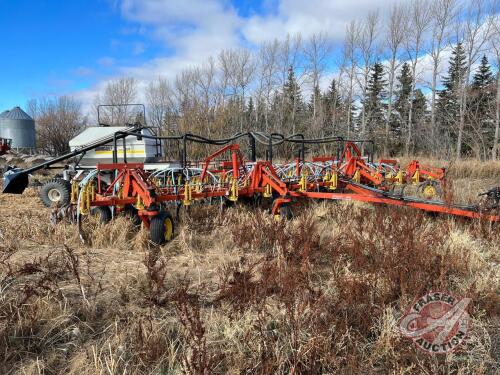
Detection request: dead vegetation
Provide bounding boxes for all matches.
[0,167,499,374]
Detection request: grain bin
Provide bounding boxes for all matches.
[0,106,36,149]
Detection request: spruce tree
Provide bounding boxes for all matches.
[308,85,322,115]
[412,89,428,147]
[412,89,428,120]
[282,66,304,133]
[362,62,386,140]
[472,55,494,89]
[469,55,495,156]
[392,62,412,151]
[436,42,467,144]
[323,78,343,134]
[246,96,255,129]
[471,55,495,116]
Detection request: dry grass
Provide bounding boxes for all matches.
[0,160,499,374]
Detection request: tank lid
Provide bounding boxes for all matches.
[0,106,33,120]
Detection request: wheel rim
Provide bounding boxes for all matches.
[423,185,436,199]
[47,188,61,202]
[164,218,173,240]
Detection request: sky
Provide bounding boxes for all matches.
[0,0,442,114]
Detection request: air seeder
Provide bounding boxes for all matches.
[2,107,498,245]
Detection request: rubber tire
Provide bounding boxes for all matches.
[279,205,293,220]
[150,211,175,245]
[123,205,142,226]
[252,194,262,209]
[40,179,71,207]
[90,206,112,224]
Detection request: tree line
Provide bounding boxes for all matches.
[30,0,499,160]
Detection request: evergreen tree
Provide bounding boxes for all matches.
[323,78,344,134]
[308,85,322,114]
[392,62,412,152]
[469,55,496,157]
[412,89,429,152]
[394,63,412,126]
[282,66,304,133]
[470,55,495,118]
[412,89,428,122]
[472,55,494,89]
[246,96,255,129]
[362,62,386,140]
[436,42,467,144]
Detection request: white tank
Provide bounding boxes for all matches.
[69,127,161,165]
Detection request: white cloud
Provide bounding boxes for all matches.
[132,42,145,55]
[120,0,241,57]
[73,67,94,77]
[98,57,115,67]
[75,0,418,114]
[242,0,409,44]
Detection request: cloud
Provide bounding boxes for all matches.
[132,42,145,55]
[98,57,115,67]
[73,67,95,77]
[120,0,241,59]
[74,0,417,115]
[242,0,409,44]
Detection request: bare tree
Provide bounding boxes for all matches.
[146,77,175,133]
[194,58,218,135]
[456,0,494,159]
[428,0,458,154]
[235,49,255,132]
[218,49,255,131]
[278,34,303,133]
[357,11,380,141]
[403,0,432,155]
[489,7,499,160]
[96,77,138,126]
[257,40,280,131]
[29,96,86,156]
[303,32,333,124]
[218,49,242,102]
[384,3,407,154]
[341,20,361,138]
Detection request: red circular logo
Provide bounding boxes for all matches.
[399,292,470,354]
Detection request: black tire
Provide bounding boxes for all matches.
[90,206,112,224]
[277,205,293,220]
[252,194,262,209]
[40,179,71,207]
[150,211,175,245]
[123,205,142,226]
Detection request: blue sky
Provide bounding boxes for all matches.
[0,0,430,113]
[0,0,165,109]
[0,0,291,111]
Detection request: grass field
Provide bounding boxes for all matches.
[0,160,499,374]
